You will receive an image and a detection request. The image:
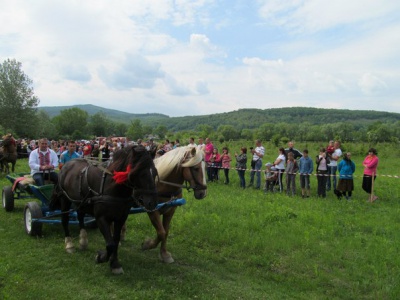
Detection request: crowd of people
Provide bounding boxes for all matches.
[6,135,380,202]
[190,138,380,202]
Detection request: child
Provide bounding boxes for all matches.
[299,149,313,198]
[221,147,232,184]
[337,152,356,200]
[210,148,221,182]
[285,152,298,196]
[264,163,277,193]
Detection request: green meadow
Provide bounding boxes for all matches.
[1,142,399,299]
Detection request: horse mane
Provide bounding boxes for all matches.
[109,145,153,173]
[154,146,203,180]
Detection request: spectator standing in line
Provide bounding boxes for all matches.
[327,141,342,191]
[235,147,247,189]
[173,139,180,148]
[204,138,214,182]
[285,152,298,196]
[285,141,302,161]
[362,148,379,202]
[336,152,356,200]
[326,140,334,188]
[28,138,59,186]
[316,148,330,198]
[210,148,221,182]
[188,137,197,147]
[221,147,232,184]
[157,139,172,156]
[197,137,205,151]
[298,149,313,198]
[264,162,277,193]
[273,147,286,192]
[248,139,265,189]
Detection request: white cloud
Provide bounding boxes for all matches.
[0,0,399,116]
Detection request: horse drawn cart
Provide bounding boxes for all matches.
[2,172,97,236]
[2,172,187,237]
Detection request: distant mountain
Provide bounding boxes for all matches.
[38,104,400,131]
[38,104,169,124]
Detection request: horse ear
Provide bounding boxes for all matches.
[190,147,196,156]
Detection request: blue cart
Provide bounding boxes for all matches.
[2,173,97,236]
[2,173,186,236]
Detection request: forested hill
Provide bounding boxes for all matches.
[39,105,400,131]
[149,107,400,131]
[39,104,169,123]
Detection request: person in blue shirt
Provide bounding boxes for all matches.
[336,152,356,200]
[298,149,313,198]
[59,140,80,169]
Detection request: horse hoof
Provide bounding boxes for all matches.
[79,229,88,250]
[111,267,124,275]
[159,252,174,264]
[65,237,75,253]
[141,238,153,250]
[96,250,107,263]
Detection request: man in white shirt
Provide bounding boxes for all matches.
[188,137,197,147]
[29,138,59,186]
[327,140,342,191]
[248,139,265,189]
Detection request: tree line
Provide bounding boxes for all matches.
[1,58,400,144]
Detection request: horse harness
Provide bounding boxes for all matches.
[58,162,135,208]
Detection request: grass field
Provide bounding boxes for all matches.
[1,143,399,299]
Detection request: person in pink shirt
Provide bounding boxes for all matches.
[210,148,222,182]
[221,147,232,184]
[204,137,214,182]
[362,148,379,202]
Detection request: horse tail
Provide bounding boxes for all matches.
[49,184,63,210]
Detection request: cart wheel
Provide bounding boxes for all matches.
[24,202,43,236]
[2,186,14,212]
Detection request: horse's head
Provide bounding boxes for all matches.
[127,145,158,211]
[111,145,158,211]
[181,147,207,199]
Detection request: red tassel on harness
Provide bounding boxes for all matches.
[113,165,131,184]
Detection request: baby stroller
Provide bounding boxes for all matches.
[264,166,279,193]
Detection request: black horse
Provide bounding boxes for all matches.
[50,145,158,274]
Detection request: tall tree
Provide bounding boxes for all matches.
[0,59,39,136]
[126,119,143,140]
[89,112,110,137]
[52,107,88,137]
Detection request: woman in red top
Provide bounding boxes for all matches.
[362,148,379,202]
[221,147,232,184]
[210,148,221,182]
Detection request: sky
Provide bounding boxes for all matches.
[1,0,400,117]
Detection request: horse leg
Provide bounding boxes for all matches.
[11,161,15,173]
[120,223,127,241]
[142,211,164,251]
[77,211,88,250]
[142,210,177,263]
[96,216,113,264]
[61,200,74,253]
[109,219,126,274]
[96,216,125,274]
[159,208,177,263]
